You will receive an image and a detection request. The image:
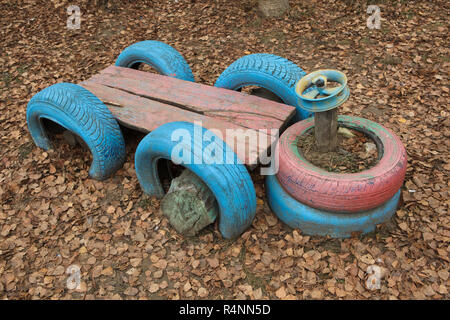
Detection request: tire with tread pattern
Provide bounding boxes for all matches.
[215,53,312,120]
[26,83,126,180]
[266,174,401,238]
[134,121,256,239]
[115,40,195,82]
[277,115,407,213]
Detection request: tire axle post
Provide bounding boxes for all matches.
[314,108,338,152]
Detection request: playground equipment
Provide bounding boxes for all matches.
[26,41,406,239]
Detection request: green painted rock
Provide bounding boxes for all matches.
[161,169,218,236]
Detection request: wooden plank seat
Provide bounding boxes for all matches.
[79,66,296,167]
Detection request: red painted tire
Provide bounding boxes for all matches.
[277,115,407,213]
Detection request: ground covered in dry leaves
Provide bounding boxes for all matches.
[0,0,448,300]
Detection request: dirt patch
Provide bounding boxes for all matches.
[297,127,379,173]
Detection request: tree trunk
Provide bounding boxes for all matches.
[258,0,290,18]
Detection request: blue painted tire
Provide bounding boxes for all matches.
[266,174,400,238]
[135,121,256,239]
[115,40,195,82]
[26,83,126,180]
[214,53,312,121]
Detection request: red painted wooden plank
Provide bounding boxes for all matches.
[87,65,295,123]
[83,76,283,133]
[83,76,285,133]
[80,82,275,167]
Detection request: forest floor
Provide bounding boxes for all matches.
[0,0,448,300]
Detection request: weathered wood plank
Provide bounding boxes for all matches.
[84,74,284,132]
[314,109,338,152]
[79,66,294,168]
[80,82,275,167]
[86,65,295,124]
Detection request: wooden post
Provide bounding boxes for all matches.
[161,169,218,236]
[314,108,338,152]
